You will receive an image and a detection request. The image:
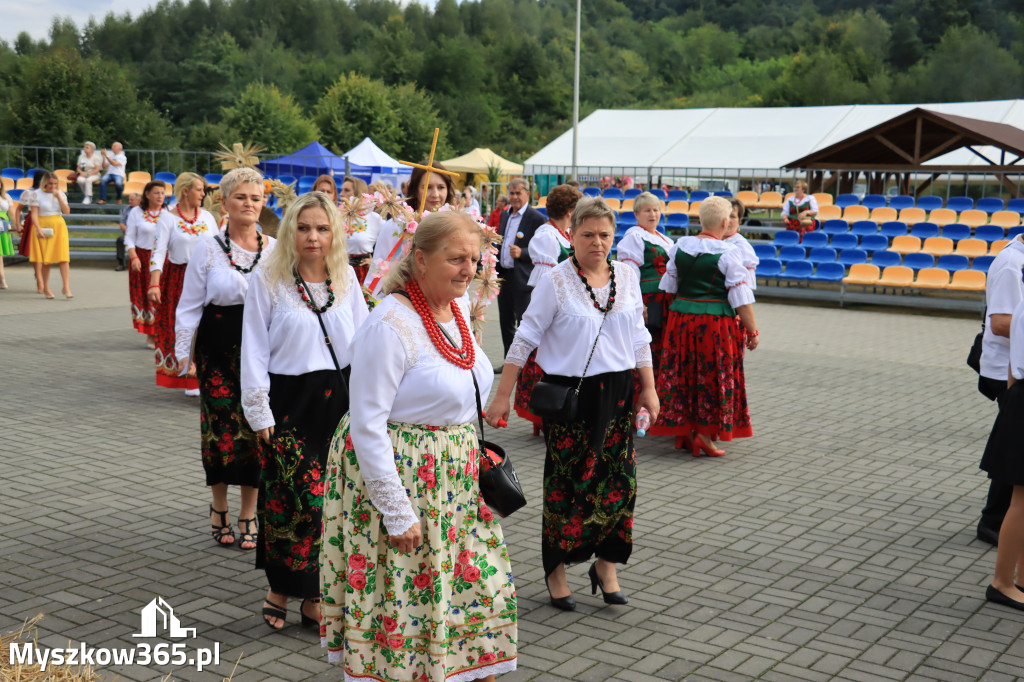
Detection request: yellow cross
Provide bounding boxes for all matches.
[398,128,460,215]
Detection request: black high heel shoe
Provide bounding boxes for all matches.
[545,574,576,611]
[589,563,628,605]
[300,598,321,629]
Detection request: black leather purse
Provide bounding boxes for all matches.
[529,309,608,421]
[968,306,986,374]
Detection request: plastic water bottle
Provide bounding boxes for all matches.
[635,408,651,438]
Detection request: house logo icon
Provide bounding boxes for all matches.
[132,597,197,639]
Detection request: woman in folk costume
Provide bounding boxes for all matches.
[782,180,819,238]
[241,191,368,630]
[338,175,385,284]
[656,196,760,457]
[488,197,657,612]
[149,172,218,394]
[124,181,167,347]
[514,184,582,435]
[724,197,758,290]
[321,211,517,681]
[175,168,275,551]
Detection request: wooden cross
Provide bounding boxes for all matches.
[398,128,460,216]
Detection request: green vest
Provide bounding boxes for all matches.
[557,242,571,263]
[639,239,669,294]
[669,250,735,316]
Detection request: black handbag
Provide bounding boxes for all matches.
[968,306,986,374]
[645,297,664,332]
[530,308,608,421]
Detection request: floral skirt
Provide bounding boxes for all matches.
[129,247,155,335]
[541,370,636,577]
[257,368,350,599]
[321,417,518,682]
[513,350,543,427]
[785,217,819,237]
[154,259,199,390]
[350,254,371,286]
[196,304,260,487]
[656,311,752,441]
[632,292,670,427]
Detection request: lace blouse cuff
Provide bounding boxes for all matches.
[634,343,653,368]
[242,388,275,431]
[174,328,194,370]
[505,336,536,367]
[365,475,419,536]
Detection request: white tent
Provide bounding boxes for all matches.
[524,100,1024,178]
[341,137,412,188]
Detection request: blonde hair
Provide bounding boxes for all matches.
[174,172,204,205]
[632,191,661,216]
[260,191,351,297]
[220,167,265,199]
[794,180,809,193]
[699,196,732,230]
[381,211,482,295]
[570,196,616,232]
[343,176,369,196]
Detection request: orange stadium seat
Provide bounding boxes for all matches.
[1,177,12,192]
[843,263,880,285]
[620,199,633,211]
[755,192,784,210]
[603,198,620,211]
[890,235,921,254]
[991,211,1022,229]
[870,207,897,223]
[953,238,987,259]
[922,237,954,256]
[127,171,152,184]
[687,200,702,218]
[948,269,986,291]
[929,208,957,227]
[812,193,834,207]
[53,169,75,181]
[898,208,926,226]
[959,209,988,229]
[878,265,914,287]
[991,239,1010,255]
[666,200,688,214]
[915,268,950,289]
[536,196,547,208]
[15,178,32,190]
[842,205,870,222]
[736,191,758,208]
[817,205,842,221]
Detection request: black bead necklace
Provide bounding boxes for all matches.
[293,269,335,313]
[219,227,263,274]
[572,255,616,313]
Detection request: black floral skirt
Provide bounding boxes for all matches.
[196,304,260,487]
[541,369,636,577]
[980,380,1024,486]
[257,368,350,598]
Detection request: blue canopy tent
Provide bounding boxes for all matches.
[259,141,351,180]
[341,137,411,188]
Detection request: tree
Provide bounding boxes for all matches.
[314,73,401,155]
[220,82,318,153]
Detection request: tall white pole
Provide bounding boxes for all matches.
[572,0,581,181]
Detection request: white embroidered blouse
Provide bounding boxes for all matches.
[174,234,277,364]
[527,223,571,287]
[239,266,369,431]
[151,208,219,269]
[506,259,653,375]
[658,236,755,310]
[616,226,674,281]
[124,206,165,252]
[724,233,759,290]
[348,295,494,536]
[346,210,385,256]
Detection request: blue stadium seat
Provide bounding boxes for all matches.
[618,211,636,227]
[603,188,623,200]
[916,196,943,211]
[838,249,868,266]
[807,247,837,264]
[811,262,845,282]
[974,225,1006,242]
[26,167,46,178]
[830,233,858,251]
[778,246,806,263]
[946,196,974,212]
[154,171,177,185]
[753,244,777,260]
[889,195,916,210]
[756,259,783,278]
[872,250,902,268]
[1007,199,1024,213]
[713,191,733,197]
[204,173,224,186]
[781,260,813,280]
[860,234,888,252]
[623,188,641,199]
[937,254,969,272]
[649,189,667,200]
[880,221,908,239]
[942,224,971,242]
[8,189,23,201]
[1011,226,1024,239]
[972,255,995,273]
[1,168,24,180]
[801,231,829,248]
[851,220,879,237]
[861,194,887,209]
[583,187,601,197]
[835,194,860,209]
[666,214,689,231]
[904,252,935,271]
[910,222,940,239]
[773,230,800,247]
[822,220,849,235]
[277,174,297,186]
[666,189,687,201]
[537,207,547,217]
[977,197,1005,214]
[689,190,710,202]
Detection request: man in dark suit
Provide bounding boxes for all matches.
[496,178,546,358]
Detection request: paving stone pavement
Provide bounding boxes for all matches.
[0,263,1020,681]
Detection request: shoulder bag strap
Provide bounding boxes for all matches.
[575,310,609,396]
[297,269,350,394]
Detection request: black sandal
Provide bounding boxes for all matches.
[238,518,257,551]
[262,600,287,630]
[210,505,235,547]
[300,599,320,629]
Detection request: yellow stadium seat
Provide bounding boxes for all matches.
[871,207,897,223]
[536,196,547,208]
[948,269,986,291]
[1,177,12,192]
[898,208,926,226]
[53,168,75,181]
[842,205,870,222]
[954,238,987,258]
[620,199,633,211]
[915,268,950,289]
[879,265,914,287]
[959,209,988,229]
[843,263,880,285]
[124,181,147,196]
[990,240,1010,255]
[929,208,957,227]
[755,192,783,210]
[817,205,842,221]
[812,193,834,207]
[922,237,954,256]
[127,171,152,184]
[687,200,702,218]
[991,211,1022,229]
[890,235,922,254]
[15,178,33,190]
[736,191,758,208]
[666,200,688,214]
[164,182,174,195]
[603,198,620,211]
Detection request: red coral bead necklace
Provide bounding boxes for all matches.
[407,279,475,369]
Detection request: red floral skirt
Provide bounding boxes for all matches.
[129,248,155,335]
[632,292,671,420]
[656,310,752,441]
[349,254,370,287]
[153,259,199,390]
[785,217,819,237]
[513,350,544,427]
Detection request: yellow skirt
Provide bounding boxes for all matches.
[29,215,70,264]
